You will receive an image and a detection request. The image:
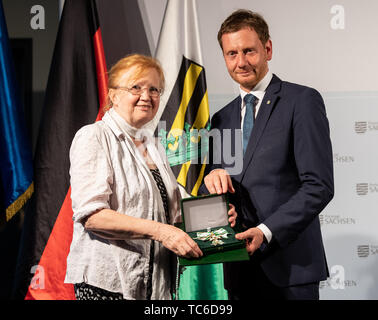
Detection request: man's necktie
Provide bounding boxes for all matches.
[243,93,256,155]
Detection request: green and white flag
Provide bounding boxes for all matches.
[153,0,227,300]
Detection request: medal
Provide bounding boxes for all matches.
[194,227,230,246]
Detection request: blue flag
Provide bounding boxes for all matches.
[0,1,33,222]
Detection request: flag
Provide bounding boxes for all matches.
[12,0,107,300]
[0,0,33,299]
[0,0,33,225]
[154,0,227,299]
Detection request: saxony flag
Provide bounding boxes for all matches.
[153,0,227,300]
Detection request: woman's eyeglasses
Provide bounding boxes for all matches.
[114,85,163,98]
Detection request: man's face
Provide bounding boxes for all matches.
[221,27,272,92]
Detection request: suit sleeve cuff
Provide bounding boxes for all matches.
[257,223,273,243]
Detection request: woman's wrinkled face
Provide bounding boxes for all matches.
[110,66,161,128]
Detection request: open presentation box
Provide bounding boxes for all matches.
[178,193,249,266]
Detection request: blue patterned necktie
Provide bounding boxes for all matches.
[243,93,256,155]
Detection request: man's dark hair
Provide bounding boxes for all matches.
[217,9,270,49]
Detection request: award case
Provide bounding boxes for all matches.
[178,193,249,266]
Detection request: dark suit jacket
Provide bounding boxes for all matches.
[203,74,334,289]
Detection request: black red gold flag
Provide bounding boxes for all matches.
[13,0,107,300]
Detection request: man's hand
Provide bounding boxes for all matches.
[204,169,235,194]
[235,227,264,255]
[228,203,237,228]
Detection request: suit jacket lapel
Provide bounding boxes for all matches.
[240,75,282,180]
[227,97,242,180]
[229,96,241,131]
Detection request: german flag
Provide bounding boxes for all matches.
[13,0,107,300]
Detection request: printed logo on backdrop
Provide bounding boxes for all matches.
[355,121,378,134]
[333,153,354,164]
[320,265,357,290]
[355,122,367,134]
[319,214,356,227]
[356,183,378,196]
[357,245,378,258]
[357,245,370,258]
[356,183,369,196]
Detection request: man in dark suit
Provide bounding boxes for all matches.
[202,9,334,300]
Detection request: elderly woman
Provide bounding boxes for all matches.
[64,54,235,300]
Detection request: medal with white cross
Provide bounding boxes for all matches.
[193,227,230,246]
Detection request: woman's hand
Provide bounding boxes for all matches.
[156,224,203,259]
[228,203,237,228]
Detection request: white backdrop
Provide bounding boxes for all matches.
[140,0,378,299]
